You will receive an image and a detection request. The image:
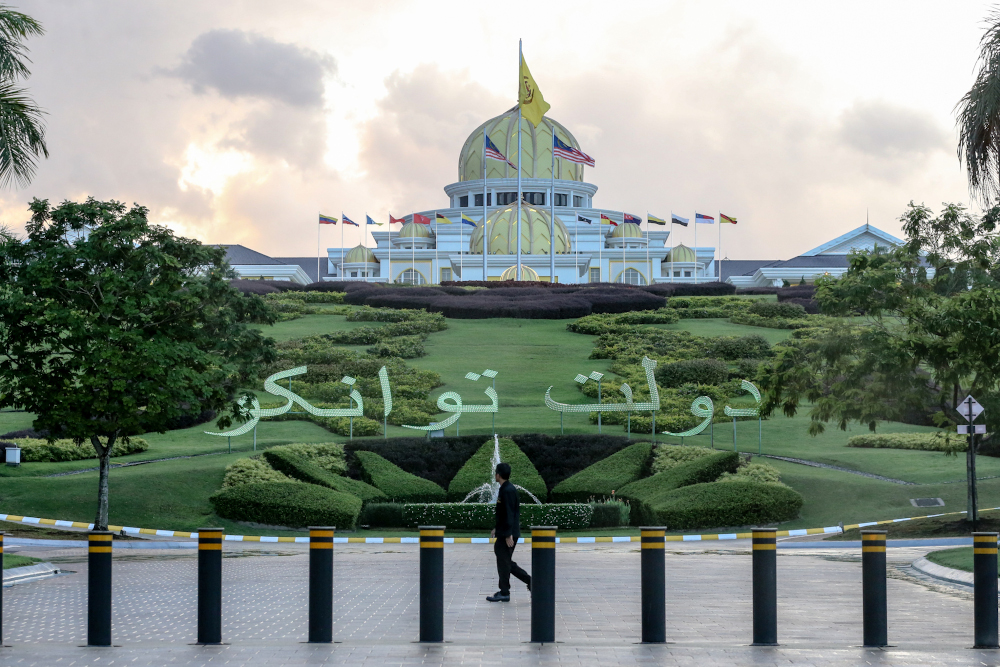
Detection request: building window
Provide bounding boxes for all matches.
[589,268,601,283]
[573,195,585,207]
[673,270,681,277]
[351,271,358,277]
[523,192,545,205]
[684,271,692,277]
[617,268,646,285]
[459,195,468,207]
[440,267,452,282]
[554,193,567,206]
[496,192,518,205]
[474,193,492,206]
[397,269,425,285]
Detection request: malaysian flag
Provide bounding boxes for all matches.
[624,213,642,225]
[553,136,595,167]
[484,135,516,169]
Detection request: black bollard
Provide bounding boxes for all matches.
[640,526,666,643]
[973,532,999,649]
[861,530,887,647]
[419,525,444,642]
[88,531,113,647]
[531,526,556,643]
[308,526,335,643]
[751,528,777,646]
[197,527,223,645]
[0,531,4,645]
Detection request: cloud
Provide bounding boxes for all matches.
[837,100,949,158]
[171,29,334,108]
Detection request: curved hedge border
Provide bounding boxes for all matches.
[550,441,653,502]
[263,449,386,503]
[355,450,446,503]
[647,480,803,529]
[402,503,593,530]
[617,451,739,525]
[210,481,363,529]
[447,438,547,502]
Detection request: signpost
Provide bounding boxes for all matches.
[959,395,986,525]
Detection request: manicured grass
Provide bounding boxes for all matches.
[925,547,984,573]
[3,554,41,569]
[836,516,1000,541]
[0,410,34,435]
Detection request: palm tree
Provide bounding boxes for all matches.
[0,6,46,189]
[958,8,1000,205]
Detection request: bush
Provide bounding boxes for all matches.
[847,432,965,454]
[366,336,425,359]
[359,502,406,528]
[655,359,729,387]
[651,444,717,474]
[646,480,803,529]
[268,442,347,475]
[589,499,631,528]
[7,437,149,463]
[718,462,782,484]
[348,306,423,322]
[401,503,593,530]
[618,451,739,525]
[263,448,386,503]
[567,309,680,335]
[318,416,383,437]
[550,441,653,502]
[707,335,771,360]
[210,482,363,529]
[748,301,807,319]
[729,311,814,330]
[447,438,548,502]
[643,282,736,297]
[783,297,820,314]
[736,358,761,379]
[222,456,293,488]
[775,285,816,301]
[354,451,447,502]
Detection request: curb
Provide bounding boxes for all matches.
[911,556,975,587]
[3,562,60,584]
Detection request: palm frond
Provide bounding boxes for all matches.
[957,8,1000,205]
[0,82,46,189]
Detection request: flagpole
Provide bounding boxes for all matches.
[411,214,415,283]
[548,119,555,283]
[598,220,602,283]
[645,215,649,286]
[482,127,488,281]
[317,213,320,284]
[718,210,722,283]
[387,215,392,284]
[516,38,523,281]
[669,214,674,283]
[434,211,438,284]
[574,211,579,283]
[340,215,344,280]
[694,216,698,285]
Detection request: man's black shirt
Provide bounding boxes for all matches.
[494,480,520,539]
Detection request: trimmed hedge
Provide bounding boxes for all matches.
[550,441,653,502]
[222,456,293,488]
[643,282,736,297]
[447,438,548,502]
[401,503,593,530]
[618,451,739,525]
[718,462,782,484]
[729,311,814,329]
[354,451,446,502]
[748,301,807,319]
[707,334,771,360]
[646,481,803,529]
[651,444,717,474]
[210,481,363,529]
[655,359,729,387]
[263,448,387,503]
[847,432,964,454]
[6,437,149,463]
[266,442,346,475]
[589,499,631,528]
[359,502,406,528]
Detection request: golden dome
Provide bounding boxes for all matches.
[610,223,644,238]
[500,265,540,281]
[469,203,570,255]
[344,245,378,264]
[458,107,585,182]
[665,244,697,263]
[398,222,433,238]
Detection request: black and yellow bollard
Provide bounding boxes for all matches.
[640,527,666,643]
[751,528,777,646]
[419,525,444,642]
[197,527,223,645]
[309,526,335,643]
[531,526,556,643]
[861,530,887,647]
[973,532,999,649]
[0,531,4,645]
[88,531,113,647]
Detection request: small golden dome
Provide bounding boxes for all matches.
[500,265,540,281]
[398,222,433,238]
[344,245,378,264]
[665,244,697,263]
[610,223,644,238]
[469,203,570,255]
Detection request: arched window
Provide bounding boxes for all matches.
[617,268,646,285]
[396,269,426,285]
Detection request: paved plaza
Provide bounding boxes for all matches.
[0,538,997,665]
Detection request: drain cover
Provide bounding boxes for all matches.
[910,498,945,508]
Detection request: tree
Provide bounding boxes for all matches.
[0,6,47,188]
[759,202,1000,523]
[0,198,277,529]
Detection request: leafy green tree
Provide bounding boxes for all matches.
[0,6,47,188]
[759,202,1000,522]
[0,198,277,529]
[958,8,1000,205]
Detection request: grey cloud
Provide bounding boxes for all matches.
[837,100,949,158]
[172,29,334,108]
[221,104,327,170]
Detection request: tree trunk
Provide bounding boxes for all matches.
[91,433,117,531]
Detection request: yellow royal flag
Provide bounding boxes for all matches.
[519,55,550,128]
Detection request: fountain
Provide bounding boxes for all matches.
[460,434,543,504]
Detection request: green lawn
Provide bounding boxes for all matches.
[3,554,41,569]
[925,547,992,573]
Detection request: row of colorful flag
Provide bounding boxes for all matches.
[319,212,481,228]
[321,211,738,228]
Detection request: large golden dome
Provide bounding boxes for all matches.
[470,204,571,255]
[458,107,585,182]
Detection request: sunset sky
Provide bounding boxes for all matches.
[2,1,993,259]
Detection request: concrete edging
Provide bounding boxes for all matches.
[912,556,974,587]
[3,562,60,584]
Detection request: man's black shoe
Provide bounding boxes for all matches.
[486,591,510,602]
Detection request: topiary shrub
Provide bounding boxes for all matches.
[644,282,736,297]
[366,335,425,359]
[263,448,386,503]
[318,416,383,437]
[268,443,347,475]
[7,437,149,463]
[210,482,363,529]
[589,499,631,528]
[618,451,739,525]
[359,502,406,528]
[847,432,964,454]
[718,462,782,484]
[401,503,593,530]
[651,444,717,474]
[655,359,729,387]
[550,441,653,502]
[647,480,803,529]
[447,438,548,502]
[222,456,293,488]
[707,334,771,360]
[748,300,807,319]
[354,450,446,502]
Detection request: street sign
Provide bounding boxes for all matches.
[960,395,984,422]
[958,424,987,435]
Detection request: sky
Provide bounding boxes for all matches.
[0,0,993,260]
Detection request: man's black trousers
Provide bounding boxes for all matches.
[494,538,531,595]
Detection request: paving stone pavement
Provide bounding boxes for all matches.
[0,540,996,665]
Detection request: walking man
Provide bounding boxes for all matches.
[487,462,531,602]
